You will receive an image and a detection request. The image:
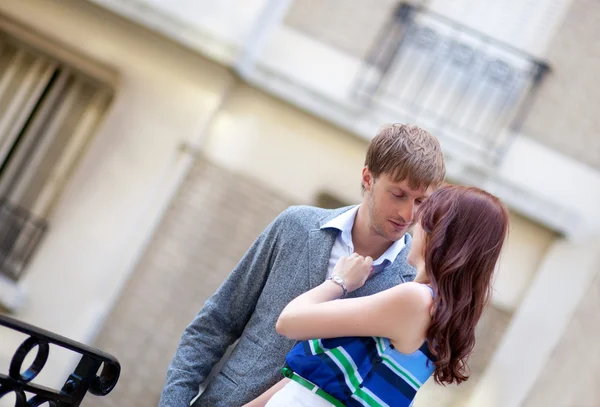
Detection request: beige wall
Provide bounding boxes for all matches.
[524,0,600,171]
[493,213,557,312]
[523,259,600,406]
[0,0,233,387]
[284,0,399,59]
[202,83,370,205]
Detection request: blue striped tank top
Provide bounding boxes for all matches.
[284,285,435,406]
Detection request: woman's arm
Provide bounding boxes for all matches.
[276,255,432,342]
[242,378,290,407]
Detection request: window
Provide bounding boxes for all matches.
[0,31,113,281]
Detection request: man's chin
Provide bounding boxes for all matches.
[384,229,407,242]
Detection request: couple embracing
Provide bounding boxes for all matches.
[159,124,509,407]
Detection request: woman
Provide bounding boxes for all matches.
[246,185,509,407]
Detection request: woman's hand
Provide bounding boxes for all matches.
[332,253,373,292]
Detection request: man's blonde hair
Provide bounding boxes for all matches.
[364,123,445,191]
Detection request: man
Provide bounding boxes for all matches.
[159,124,446,406]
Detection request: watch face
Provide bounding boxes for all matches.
[333,275,343,284]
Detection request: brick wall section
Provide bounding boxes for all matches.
[523,0,600,171]
[522,269,600,407]
[83,157,292,407]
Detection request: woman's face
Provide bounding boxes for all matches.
[407,222,426,268]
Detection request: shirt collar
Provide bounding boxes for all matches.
[321,205,407,265]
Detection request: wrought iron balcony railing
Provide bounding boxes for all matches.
[0,199,48,281]
[0,314,120,406]
[353,2,550,164]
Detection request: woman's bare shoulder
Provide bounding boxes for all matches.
[388,282,434,307]
[385,282,433,353]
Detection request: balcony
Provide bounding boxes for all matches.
[353,3,550,164]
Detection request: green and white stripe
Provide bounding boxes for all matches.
[351,388,390,407]
[309,339,326,355]
[374,337,422,391]
[325,346,390,407]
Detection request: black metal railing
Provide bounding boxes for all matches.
[0,314,120,406]
[0,199,48,281]
[353,2,550,163]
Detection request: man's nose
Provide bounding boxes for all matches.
[398,202,415,223]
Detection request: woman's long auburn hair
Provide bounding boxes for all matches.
[417,185,509,385]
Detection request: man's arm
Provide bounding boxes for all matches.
[158,209,289,407]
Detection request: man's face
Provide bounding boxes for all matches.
[362,168,433,242]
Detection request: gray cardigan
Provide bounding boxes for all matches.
[159,205,416,407]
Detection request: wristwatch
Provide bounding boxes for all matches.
[328,275,348,298]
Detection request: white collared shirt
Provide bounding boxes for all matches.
[321,206,407,279]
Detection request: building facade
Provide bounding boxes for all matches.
[0,1,599,406]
